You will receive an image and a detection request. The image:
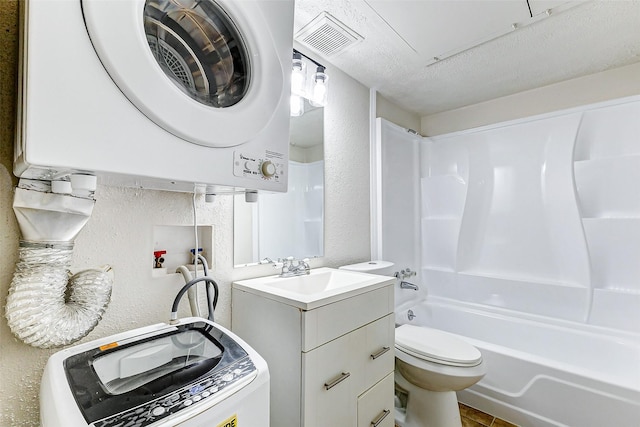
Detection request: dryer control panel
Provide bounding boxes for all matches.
[233,151,285,183]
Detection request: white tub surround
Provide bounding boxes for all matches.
[420,96,640,331]
[376,95,640,427]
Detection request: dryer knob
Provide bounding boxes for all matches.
[261,161,276,178]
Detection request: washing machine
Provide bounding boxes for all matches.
[40,318,269,427]
[16,0,294,194]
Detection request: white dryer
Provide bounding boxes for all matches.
[40,318,269,427]
[16,0,294,194]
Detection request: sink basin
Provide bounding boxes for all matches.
[264,270,362,294]
[232,267,395,310]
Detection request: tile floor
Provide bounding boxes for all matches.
[395,403,519,427]
[459,403,518,427]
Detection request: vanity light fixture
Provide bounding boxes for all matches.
[291,49,329,116]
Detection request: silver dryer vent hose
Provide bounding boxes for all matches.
[6,179,112,348]
[5,241,113,348]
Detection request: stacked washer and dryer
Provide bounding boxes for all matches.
[15,0,295,425]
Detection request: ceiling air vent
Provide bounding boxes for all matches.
[295,12,363,57]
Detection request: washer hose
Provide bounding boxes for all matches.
[171,255,218,323]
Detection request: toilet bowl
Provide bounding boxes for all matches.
[339,261,485,427]
[395,324,486,427]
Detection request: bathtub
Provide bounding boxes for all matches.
[397,297,640,427]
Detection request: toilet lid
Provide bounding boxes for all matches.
[395,324,482,367]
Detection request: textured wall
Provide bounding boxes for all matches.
[0,5,375,425]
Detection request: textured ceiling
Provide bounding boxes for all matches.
[294,0,640,116]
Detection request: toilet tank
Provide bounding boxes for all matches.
[339,260,395,276]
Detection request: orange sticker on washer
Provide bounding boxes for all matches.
[99,342,119,351]
[216,414,237,427]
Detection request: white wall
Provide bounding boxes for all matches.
[0,10,373,424]
[421,62,640,136]
[377,94,421,133]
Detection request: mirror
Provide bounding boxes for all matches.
[234,98,324,266]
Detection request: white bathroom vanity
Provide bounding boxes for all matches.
[232,268,395,427]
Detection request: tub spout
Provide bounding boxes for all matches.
[400,281,419,291]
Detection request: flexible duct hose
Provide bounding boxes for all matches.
[5,179,113,348]
[5,241,113,348]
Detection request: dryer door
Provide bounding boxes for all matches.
[82,0,285,148]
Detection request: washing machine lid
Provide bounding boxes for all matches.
[395,324,482,367]
[81,0,286,148]
[63,320,257,426]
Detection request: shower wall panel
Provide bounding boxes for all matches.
[420,97,640,331]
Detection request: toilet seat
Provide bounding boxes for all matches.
[395,325,482,367]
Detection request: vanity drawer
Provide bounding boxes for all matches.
[302,313,395,426]
[357,313,395,395]
[358,373,395,427]
[302,331,356,427]
[301,285,394,351]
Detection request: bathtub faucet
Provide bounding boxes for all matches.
[400,281,419,291]
[395,267,417,280]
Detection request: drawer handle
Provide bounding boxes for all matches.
[370,346,390,360]
[371,409,391,427]
[324,372,351,390]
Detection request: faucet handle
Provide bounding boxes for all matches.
[398,268,417,279]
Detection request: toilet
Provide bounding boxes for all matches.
[394,324,486,427]
[340,261,487,427]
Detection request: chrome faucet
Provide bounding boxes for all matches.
[395,267,417,280]
[279,256,311,277]
[400,281,419,291]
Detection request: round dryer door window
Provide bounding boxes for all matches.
[82,0,285,148]
[143,0,250,108]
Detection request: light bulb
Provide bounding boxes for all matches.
[290,94,304,117]
[312,80,327,106]
[310,66,328,107]
[291,52,306,96]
